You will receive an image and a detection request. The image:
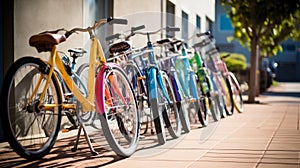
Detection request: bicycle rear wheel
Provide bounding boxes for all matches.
[95,65,139,157]
[1,57,62,160]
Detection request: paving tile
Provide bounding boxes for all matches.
[257,163,299,168]
[188,160,256,168]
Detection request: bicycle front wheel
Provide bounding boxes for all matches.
[217,73,233,116]
[76,63,97,124]
[191,74,208,127]
[159,71,181,139]
[229,73,244,113]
[95,64,139,157]
[1,57,62,160]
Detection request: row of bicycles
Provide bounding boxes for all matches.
[0,17,244,160]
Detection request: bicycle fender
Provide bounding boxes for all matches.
[95,63,120,114]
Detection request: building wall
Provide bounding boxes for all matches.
[0,0,106,141]
[14,0,85,61]
[0,0,216,141]
[112,0,215,47]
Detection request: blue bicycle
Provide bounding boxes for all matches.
[106,26,182,144]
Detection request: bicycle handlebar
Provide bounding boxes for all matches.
[105,25,146,42]
[196,31,210,37]
[192,35,214,48]
[131,25,146,32]
[134,26,180,36]
[65,17,128,38]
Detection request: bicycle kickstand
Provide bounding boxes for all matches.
[71,116,99,156]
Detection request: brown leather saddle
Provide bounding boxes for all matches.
[29,33,66,52]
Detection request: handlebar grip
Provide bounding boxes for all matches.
[196,31,210,37]
[131,25,146,32]
[106,33,121,41]
[107,17,128,25]
[166,26,180,32]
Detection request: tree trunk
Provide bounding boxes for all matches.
[248,38,259,103]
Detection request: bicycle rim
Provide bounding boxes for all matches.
[1,57,62,160]
[97,66,140,157]
[218,74,233,116]
[160,73,181,138]
[210,94,221,121]
[124,63,148,134]
[230,76,244,113]
[193,75,208,127]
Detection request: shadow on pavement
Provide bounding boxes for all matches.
[0,135,125,168]
[263,91,300,98]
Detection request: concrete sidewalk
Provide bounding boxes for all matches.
[0,82,299,167]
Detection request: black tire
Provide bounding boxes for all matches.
[170,72,191,133]
[147,68,166,145]
[192,74,208,127]
[96,66,140,157]
[1,57,62,160]
[208,71,227,118]
[205,76,221,122]
[159,71,181,138]
[186,84,202,127]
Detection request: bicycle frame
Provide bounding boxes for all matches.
[145,43,170,104]
[175,46,199,101]
[28,27,121,117]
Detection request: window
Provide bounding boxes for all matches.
[166,1,175,37]
[196,15,201,31]
[220,14,233,31]
[182,11,189,40]
[206,17,213,33]
[282,44,296,52]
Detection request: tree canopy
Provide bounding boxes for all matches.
[221,0,300,103]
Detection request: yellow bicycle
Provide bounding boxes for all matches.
[0,18,140,159]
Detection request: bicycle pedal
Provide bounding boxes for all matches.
[64,93,74,99]
[61,126,78,133]
[137,76,146,80]
[211,91,218,97]
[189,98,197,103]
[61,128,70,133]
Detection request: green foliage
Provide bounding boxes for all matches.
[220,52,247,72]
[221,0,300,57]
